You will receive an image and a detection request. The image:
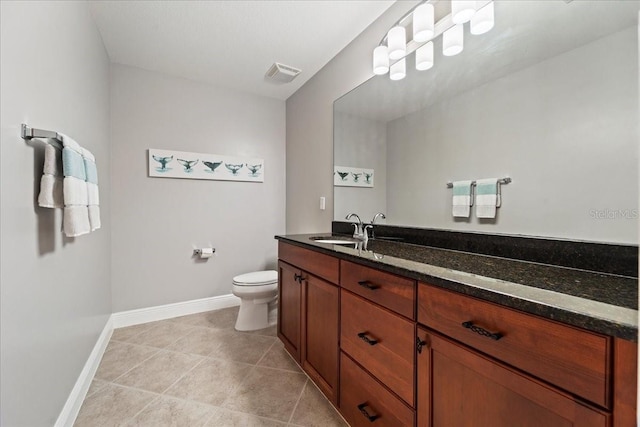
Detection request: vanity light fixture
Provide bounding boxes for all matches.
[390,57,407,80]
[372,0,495,80]
[470,2,495,35]
[443,24,464,56]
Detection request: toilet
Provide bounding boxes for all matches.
[231,270,278,331]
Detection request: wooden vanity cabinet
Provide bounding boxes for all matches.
[277,242,340,403]
[416,327,610,427]
[277,240,637,427]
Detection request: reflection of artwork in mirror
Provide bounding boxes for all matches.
[333,1,638,243]
[148,149,264,182]
[334,166,374,188]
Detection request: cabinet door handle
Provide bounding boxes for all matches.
[416,336,428,354]
[358,280,379,290]
[357,403,379,422]
[357,332,378,346]
[462,321,503,341]
[293,273,303,283]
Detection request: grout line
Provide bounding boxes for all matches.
[254,339,277,367]
[100,346,161,384]
[160,356,210,396]
[287,378,308,424]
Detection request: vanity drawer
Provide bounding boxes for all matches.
[341,260,415,319]
[418,283,611,408]
[341,290,415,405]
[340,352,415,427]
[278,242,339,284]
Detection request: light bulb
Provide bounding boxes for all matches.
[388,26,406,60]
[390,58,406,81]
[413,3,435,43]
[416,41,434,71]
[470,2,494,35]
[443,24,464,56]
[451,0,476,24]
[373,46,389,75]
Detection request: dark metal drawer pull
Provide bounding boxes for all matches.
[293,273,303,283]
[357,332,378,346]
[357,403,379,422]
[358,280,379,290]
[462,321,503,341]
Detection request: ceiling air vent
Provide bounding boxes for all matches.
[265,62,301,83]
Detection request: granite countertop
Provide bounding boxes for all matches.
[276,234,638,342]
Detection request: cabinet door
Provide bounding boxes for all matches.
[302,274,339,403]
[278,261,302,362]
[416,327,610,427]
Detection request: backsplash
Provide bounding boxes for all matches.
[332,222,638,277]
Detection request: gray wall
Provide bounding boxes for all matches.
[111,64,285,312]
[285,2,418,234]
[334,112,387,222]
[0,2,112,426]
[386,27,638,244]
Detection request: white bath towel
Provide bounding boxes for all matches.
[38,175,64,208]
[63,176,89,206]
[452,180,473,218]
[63,206,91,237]
[476,178,498,219]
[38,143,64,208]
[88,205,101,231]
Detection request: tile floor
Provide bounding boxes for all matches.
[75,306,348,426]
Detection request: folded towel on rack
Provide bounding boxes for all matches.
[81,147,101,231]
[452,180,473,218]
[38,142,64,208]
[476,178,498,218]
[61,133,90,237]
[63,206,91,238]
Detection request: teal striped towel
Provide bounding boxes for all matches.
[476,178,498,218]
[452,180,473,218]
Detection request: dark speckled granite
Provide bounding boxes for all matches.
[277,234,638,342]
[332,222,638,277]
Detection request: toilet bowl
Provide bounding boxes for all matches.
[232,270,278,331]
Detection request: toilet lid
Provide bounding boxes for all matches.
[233,270,278,286]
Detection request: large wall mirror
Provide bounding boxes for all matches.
[334,1,639,244]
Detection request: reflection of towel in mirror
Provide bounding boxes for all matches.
[476,178,498,219]
[38,142,64,208]
[452,180,473,218]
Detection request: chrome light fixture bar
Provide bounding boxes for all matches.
[373,0,495,80]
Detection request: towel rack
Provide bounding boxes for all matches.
[446,177,511,188]
[21,123,63,149]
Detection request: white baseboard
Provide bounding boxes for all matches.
[111,294,241,329]
[55,315,114,427]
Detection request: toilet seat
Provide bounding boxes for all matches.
[233,270,277,286]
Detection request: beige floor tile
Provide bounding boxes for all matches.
[257,341,301,372]
[205,408,287,426]
[74,383,156,427]
[208,331,276,364]
[125,395,216,427]
[222,367,307,422]
[132,320,197,349]
[95,342,158,381]
[244,324,277,337]
[114,350,203,393]
[166,327,226,356]
[289,381,347,427]
[171,306,239,329]
[164,358,253,406]
[111,323,155,342]
[85,379,108,398]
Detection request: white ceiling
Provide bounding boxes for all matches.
[88,0,395,100]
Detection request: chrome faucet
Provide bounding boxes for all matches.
[345,213,364,240]
[370,212,386,239]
